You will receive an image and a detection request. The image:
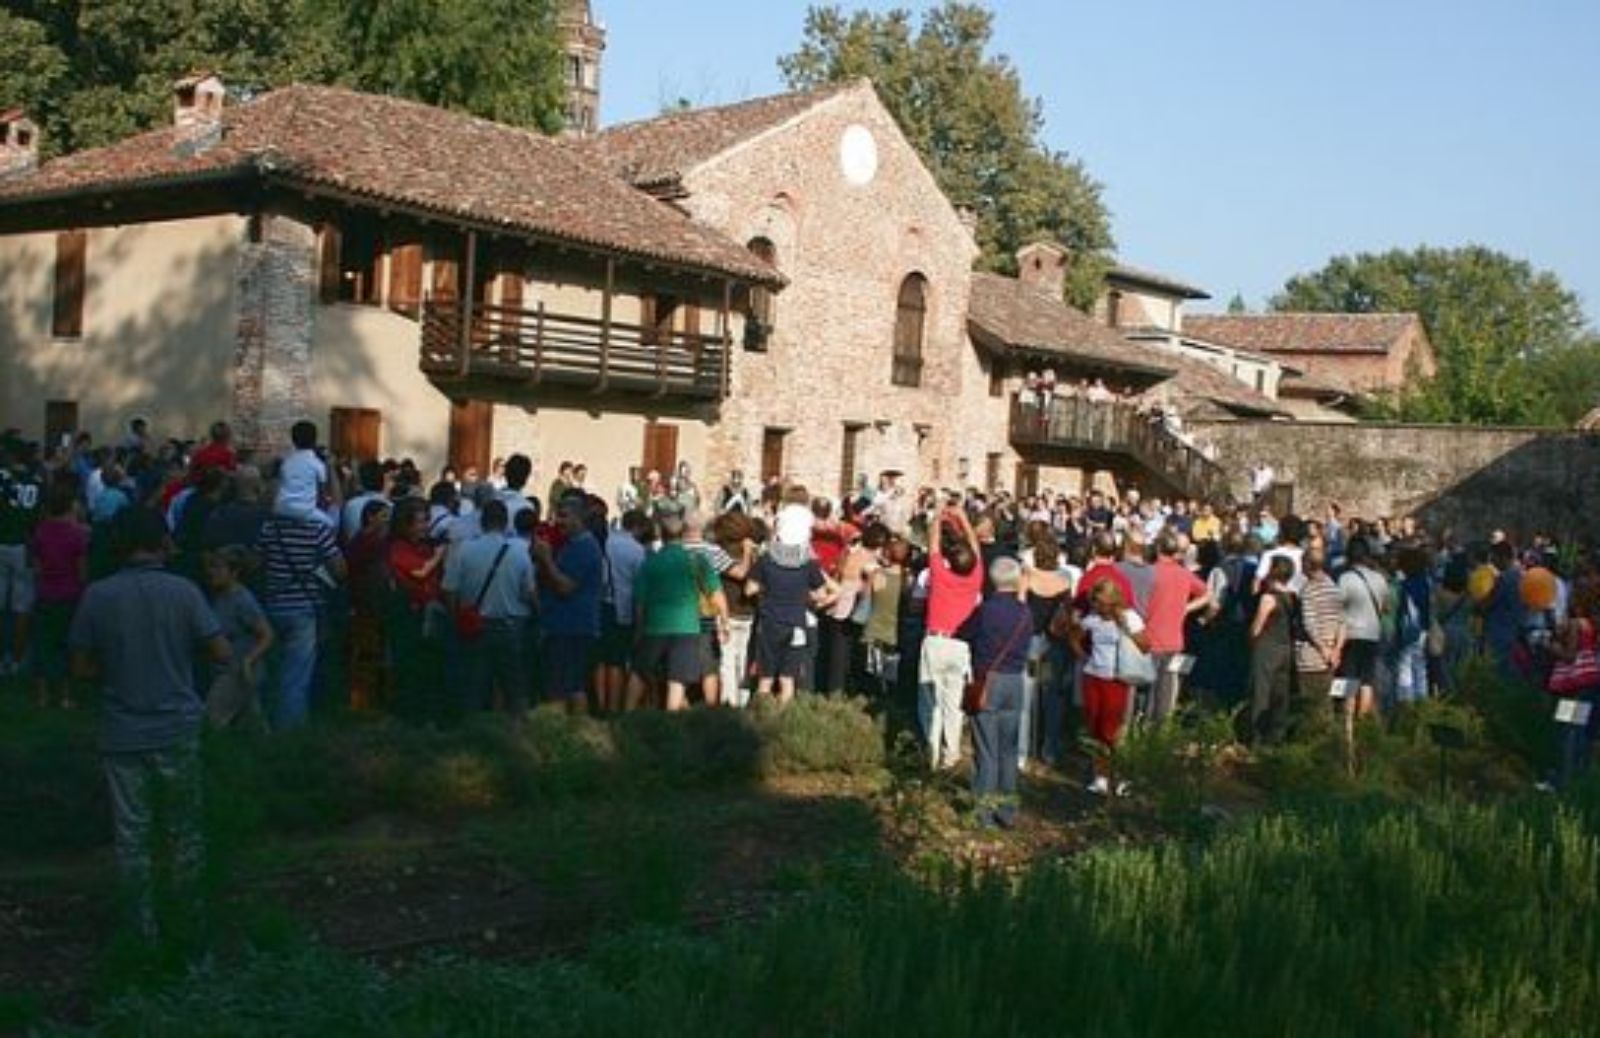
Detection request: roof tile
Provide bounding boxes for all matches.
[1184,313,1418,355]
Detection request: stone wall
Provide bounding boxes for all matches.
[1192,419,1600,540]
[235,213,315,454]
[682,82,984,497]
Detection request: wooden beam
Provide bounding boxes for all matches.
[719,279,733,398]
[457,229,477,377]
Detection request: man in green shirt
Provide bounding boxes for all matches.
[632,514,727,711]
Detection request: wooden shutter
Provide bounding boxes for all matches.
[52,230,86,338]
[388,242,424,318]
[318,225,342,305]
[44,400,79,447]
[448,400,493,476]
[681,301,701,344]
[429,241,460,302]
[498,268,524,311]
[330,407,382,462]
[641,421,679,477]
[893,274,927,387]
[840,425,861,499]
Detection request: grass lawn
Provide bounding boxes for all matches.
[1,660,1596,1035]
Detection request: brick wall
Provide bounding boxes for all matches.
[234,213,316,454]
[1192,419,1600,541]
[681,83,985,497]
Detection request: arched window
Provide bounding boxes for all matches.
[745,237,777,350]
[892,273,927,387]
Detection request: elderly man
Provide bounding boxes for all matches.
[70,507,230,938]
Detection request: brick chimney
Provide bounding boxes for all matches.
[173,72,225,132]
[1016,241,1068,299]
[0,110,39,178]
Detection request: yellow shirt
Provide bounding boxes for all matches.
[1191,515,1222,542]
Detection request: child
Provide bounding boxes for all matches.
[275,420,336,530]
[204,546,274,728]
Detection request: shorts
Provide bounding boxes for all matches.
[755,620,810,681]
[0,544,34,613]
[544,634,595,700]
[1339,639,1380,687]
[697,627,721,676]
[596,611,634,668]
[634,634,703,686]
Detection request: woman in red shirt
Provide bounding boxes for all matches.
[29,485,89,708]
[386,498,447,718]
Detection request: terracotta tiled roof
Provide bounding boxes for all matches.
[968,273,1176,378]
[576,81,861,189]
[1147,353,1288,417]
[0,85,783,286]
[1279,369,1361,400]
[1183,313,1420,355]
[1107,261,1210,300]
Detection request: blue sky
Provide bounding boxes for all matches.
[595,0,1600,323]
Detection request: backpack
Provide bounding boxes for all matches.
[1221,556,1259,626]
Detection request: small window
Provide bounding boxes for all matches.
[318,218,384,307]
[1106,290,1123,328]
[892,273,928,387]
[1255,369,1266,392]
[985,452,1002,493]
[988,363,1004,399]
[745,237,777,350]
[840,424,863,499]
[761,428,788,485]
[52,230,86,339]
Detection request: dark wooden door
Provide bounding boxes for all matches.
[760,428,786,485]
[330,407,382,463]
[448,400,493,476]
[839,425,862,499]
[641,421,679,478]
[1015,462,1040,499]
[44,400,78,448]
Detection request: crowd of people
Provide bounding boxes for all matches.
[2,414,1596,877]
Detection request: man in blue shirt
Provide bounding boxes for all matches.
[443,500,537,714]
[535,491,603,712]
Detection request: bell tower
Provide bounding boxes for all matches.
[559,0,606,137]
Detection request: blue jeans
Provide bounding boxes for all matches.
[972,672,1024,826]
[464,618,530,714]
[267,609,319,730]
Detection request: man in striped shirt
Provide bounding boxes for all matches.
[1294,546,1345,729]
[257,512,345,729]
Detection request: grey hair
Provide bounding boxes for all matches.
[989,555,1023,591]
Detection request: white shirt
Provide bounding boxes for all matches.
[341,491,387,542]
[1081,610,1145,680]
[277,449,326,515]
[1257,545,1306,595]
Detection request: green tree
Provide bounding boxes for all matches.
[1226,292,1248,314]
[1272,245,1591,425]
[779,3,1113,308]
[1,0,565,155]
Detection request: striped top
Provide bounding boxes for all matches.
[1296,572,1345,672]
[257,516,341,612]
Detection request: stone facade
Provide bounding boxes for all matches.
[1193,419,1600,541]
[678,82,986,498]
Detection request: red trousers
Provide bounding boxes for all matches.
[1082,674,1131,750]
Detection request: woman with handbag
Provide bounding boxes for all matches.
[1548,582,1600,788]
[1071,577,1151,796]
[1249,556,1298,745]
[964,557,1034,828]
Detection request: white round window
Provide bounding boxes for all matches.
[839,124,879,186]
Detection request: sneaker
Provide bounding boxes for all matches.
[1086,776,1111,796]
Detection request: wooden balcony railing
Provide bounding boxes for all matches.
[419,299,730,399]
[1009,395,1233,504]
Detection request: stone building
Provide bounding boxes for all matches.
[0,78,777,500]
[578,79,984,497]
[1184,312,1437,395]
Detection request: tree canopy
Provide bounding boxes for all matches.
[779,2,1113,308]
[1272,245,1596,426]
[0,0,566,157]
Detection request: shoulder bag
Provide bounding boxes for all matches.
[1547,619,1599,696]
[963,607,1032,714]
[1113,620,1157,686]
[455,543,510,642]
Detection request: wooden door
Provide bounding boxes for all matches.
[641,421,679,478]
[330,407,382,463]
[448,400,493,476]
[43,400,78,449]
[760,428,786,485]
[1015,462,1040,499]
[839,424,862,499]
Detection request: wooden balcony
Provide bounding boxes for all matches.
[1010,395,1233,503]
[419,299,730,400]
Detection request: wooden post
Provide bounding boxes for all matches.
[456,229,477,378]
[532,301,546,385]
[595,256,614,394]
[719,279,733,397]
